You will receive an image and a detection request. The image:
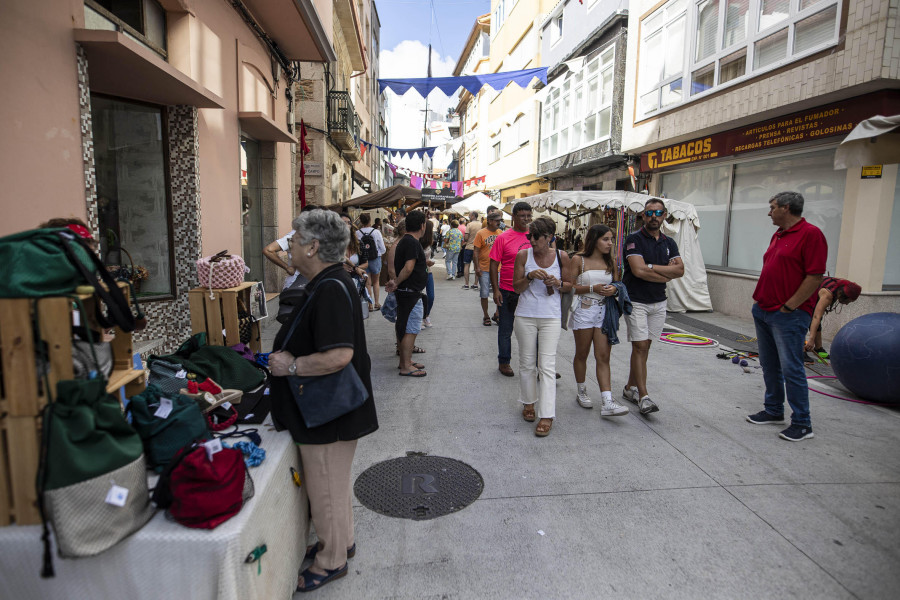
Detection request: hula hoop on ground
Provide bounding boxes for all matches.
[807,375,895,406]
[659,332,719,347]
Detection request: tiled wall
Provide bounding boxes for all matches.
[78,43,202,354]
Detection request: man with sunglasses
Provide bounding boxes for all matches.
[490,202,533,376]
[622,199,684,414]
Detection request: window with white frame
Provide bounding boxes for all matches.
[491,140,501,162]
[515,113,530,147]
[493,0,517,36]
[551,15,564,45]
[540,47,615,162]
[638,0,841,119]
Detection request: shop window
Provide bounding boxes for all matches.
[661,165,732,267]
[91,95,173,298]
[241,138,264,282]
[884,173,900,289]
[638,0,841,119]
[728,149,844,273]
[85,0,167,55]
[661,149,843,274]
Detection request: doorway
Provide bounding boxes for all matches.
[241,137,264,281]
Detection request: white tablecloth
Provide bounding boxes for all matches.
[0,422,308,600]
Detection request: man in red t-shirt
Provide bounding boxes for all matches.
[746,191,826,442]
[489,202,533,376]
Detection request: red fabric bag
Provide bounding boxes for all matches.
[152,444,253,529]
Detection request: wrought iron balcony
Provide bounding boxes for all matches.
[327,90,361,159]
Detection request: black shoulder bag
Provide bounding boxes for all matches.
[280,278,368,428]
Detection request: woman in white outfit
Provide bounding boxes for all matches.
[512,217,572,437]
[565,225,628,417]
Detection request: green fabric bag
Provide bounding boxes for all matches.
[37,377,154,574]
[0,227,97,297]
[0,227,138,332]
[150,332,265,392]
[128,384,211,472]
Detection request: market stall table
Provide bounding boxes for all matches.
[0,420,308,600]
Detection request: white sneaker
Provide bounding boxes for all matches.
[600,397,629,417]
[638,395,659,415]
[423,317,433,328]
[623,386,639,404]
[576,391,593,409]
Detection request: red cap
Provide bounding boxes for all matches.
[65,224,93,240]
[841,281,861,301]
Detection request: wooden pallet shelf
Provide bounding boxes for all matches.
[188,282,262,353]
[0,285,145,526]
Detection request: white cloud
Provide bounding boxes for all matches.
[379,40,459,171]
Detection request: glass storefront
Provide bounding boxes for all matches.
[661,147,844,275]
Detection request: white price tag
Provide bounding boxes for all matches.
[72,309,81,327]
[154,398,173,419]
[221,401,232,410]
[204,438,223,461]
[105,484,129,507]
[175,369,187,379]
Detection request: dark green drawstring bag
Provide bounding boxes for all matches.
[0,227,139,332]
[37,377,155,576]
[150,332,265,392]
[128,384,211,473]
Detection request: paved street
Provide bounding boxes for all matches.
[265,265,900,599]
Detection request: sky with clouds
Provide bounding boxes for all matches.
[376,1,490,169]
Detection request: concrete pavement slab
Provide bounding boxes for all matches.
[727,483,900,599]
[263,270,900,598]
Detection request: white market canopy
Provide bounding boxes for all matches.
[516,190,712,313]
[451,192,496,216]
[523,190,700,228]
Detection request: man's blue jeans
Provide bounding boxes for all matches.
[752,303,812,427]
[497,289,519,365]
[424,272,435,318]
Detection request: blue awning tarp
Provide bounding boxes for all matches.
[379,67,548,97]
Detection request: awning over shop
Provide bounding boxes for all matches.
[342,185,421,208]
[238,112,296,143]
[74,29,225,108]
[518,190,712,313]
[834,115,900,168]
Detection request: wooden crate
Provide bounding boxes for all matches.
[188,282,261,353]
[0,288,146,526]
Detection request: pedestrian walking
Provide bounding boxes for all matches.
[512,217,572,436]
[747,191,826,441]
[474,211,502,326]
[442,220,463,280]
[622,199,684,414]
[490,201,533,376]
[461,211,481,288]
[356,213,386,311]
[565,225,629,416]
[386,211,428,377]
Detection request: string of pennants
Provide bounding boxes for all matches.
[358,139,436,160]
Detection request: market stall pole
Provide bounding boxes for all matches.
[0,284,146,526]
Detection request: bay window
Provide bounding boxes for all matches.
[638,0,841,119]
[540,47,615,162]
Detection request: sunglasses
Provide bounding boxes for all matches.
[644,209,665,217]
[525,233,545,241]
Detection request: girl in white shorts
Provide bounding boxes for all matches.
[564,225,629,417]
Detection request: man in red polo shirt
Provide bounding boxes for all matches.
[746,191,826,442]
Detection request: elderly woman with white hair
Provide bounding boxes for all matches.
[267,209,378,592]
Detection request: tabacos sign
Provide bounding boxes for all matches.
[644,138,716,170]
[639,90,898,172]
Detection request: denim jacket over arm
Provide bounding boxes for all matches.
[601,281,633,345]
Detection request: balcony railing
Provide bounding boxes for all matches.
[327,91,361,158]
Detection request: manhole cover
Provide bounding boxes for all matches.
[354,455,484,520]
